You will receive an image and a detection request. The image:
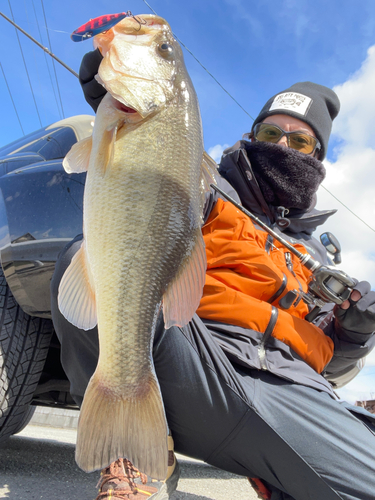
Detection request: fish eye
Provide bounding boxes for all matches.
[158,42,174,59]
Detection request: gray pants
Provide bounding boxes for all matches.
[51,238,375,500]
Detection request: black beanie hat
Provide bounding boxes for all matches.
[251,82,340,160]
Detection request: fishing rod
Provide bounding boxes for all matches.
[0,11,143,78]
[0,11,78,78]
[210,183,357,322]
[3,7,373,241]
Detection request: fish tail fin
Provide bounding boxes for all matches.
[75,370,168,479]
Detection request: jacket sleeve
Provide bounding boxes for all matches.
[79,49,106,112]
[314,308,375,388]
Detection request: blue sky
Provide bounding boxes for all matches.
[1,0,375,402]
[2,0,375,150]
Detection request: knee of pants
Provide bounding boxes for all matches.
[152,321,257,463]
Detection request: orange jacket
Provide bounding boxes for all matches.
[196,198,334,374]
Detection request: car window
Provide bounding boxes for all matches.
[14,128,77,160]
[0,153,45,177]
[0,127,78,160]
[0,127,51,157]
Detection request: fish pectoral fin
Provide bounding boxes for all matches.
[75,370,168,480]
[63,136,93,173]
[163,228,206,328]
[58,241,97,330]
[95,121,119,175]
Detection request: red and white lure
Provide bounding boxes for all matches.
[71,11,136,42]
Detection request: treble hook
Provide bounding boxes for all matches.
[126,11,147,31]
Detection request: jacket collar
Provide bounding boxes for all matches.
[218,140,336,236]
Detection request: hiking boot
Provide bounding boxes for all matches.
[95,436,180,499]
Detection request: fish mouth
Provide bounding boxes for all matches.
[113,98,137,114]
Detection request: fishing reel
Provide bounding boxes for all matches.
[280,261,357,322]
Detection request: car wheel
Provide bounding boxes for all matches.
[0,267,54,443]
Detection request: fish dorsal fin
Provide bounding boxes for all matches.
[58,241,97,330]
[201,151,218,192]
[63,136,92,173]
[200,152,218,211]
[163,229,207,328]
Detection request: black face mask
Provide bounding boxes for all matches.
[244,141,326,210]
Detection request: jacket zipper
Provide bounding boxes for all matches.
[259,307,278,370]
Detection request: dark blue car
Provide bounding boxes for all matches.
[0,115,93,441]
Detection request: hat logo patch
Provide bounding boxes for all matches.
[269,92,312,116]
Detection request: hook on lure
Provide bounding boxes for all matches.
[131,12,147,31]
[70,11,147,42]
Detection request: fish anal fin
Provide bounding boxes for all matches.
[63,136,92,173]
[163,229,207,328]
[75,370,168,480]
[58,241,97,330]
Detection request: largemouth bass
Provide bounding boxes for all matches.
[59,14,216,479]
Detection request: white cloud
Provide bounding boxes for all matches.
[316,45,375,402]
[316,45,375,286]
[331,46,375,149]
[208,144,230,163]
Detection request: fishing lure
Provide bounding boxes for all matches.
[71,11,133,42]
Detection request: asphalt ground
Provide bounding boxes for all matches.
[0,422,259,500]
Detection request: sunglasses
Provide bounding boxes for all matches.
[247,123,321,155]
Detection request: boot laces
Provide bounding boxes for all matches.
[96,458,149,499]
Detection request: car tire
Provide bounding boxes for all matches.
[0,267,54,443]
[12,405,37,435]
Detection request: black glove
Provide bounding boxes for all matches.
[334,281,375,343]
[79,49,107,112]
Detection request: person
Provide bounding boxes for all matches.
[50,49,375,500]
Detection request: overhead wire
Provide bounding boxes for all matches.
[0,11,79,78]
[23,0,46,123]
[32,0,62,119]
[7,0,43,128]
[0,62,25,135]
[141,0,254,121]
[320,185,375,233]
[140,0,375,235]
[2,17,72,35]
[40,0,65,118]
[1,1,374,235]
